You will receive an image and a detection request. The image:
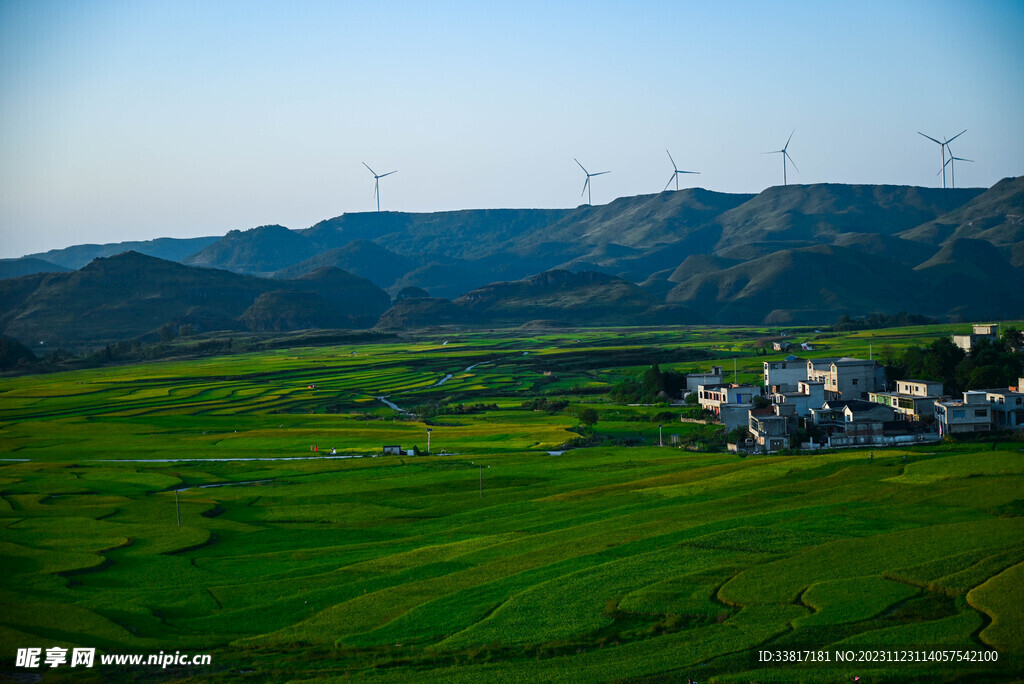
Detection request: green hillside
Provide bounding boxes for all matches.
[666,245,930,324]
[0,325,1020,681]
[455,269,659,325]
[712,183,983,253]
[899,176,1024,252]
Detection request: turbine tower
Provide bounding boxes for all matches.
[763,130,798,186]
[362,162,396,212]
[574,158,609,206]
[918,129,965,189]
[664,149,700,191]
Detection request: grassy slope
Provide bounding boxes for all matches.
[1,324,1022,682]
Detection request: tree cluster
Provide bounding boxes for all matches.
[884,331,1023,395]
[610,363,687,404]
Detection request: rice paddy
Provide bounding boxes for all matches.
[0,325,1021,681]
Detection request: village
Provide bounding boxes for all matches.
[689,324,1024,453]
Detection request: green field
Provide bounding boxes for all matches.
[1,325,1022,682]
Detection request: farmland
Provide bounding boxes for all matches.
[1,324,1022,682]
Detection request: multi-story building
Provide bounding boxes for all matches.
[769,380,825,419]
[808,399,896,446]
[763,355,805,392]
[685,366,723,392]
[697,383,761,417]
[934,391,992,435]
[951,324,999,352]
[868,379,944,421]
[806,357,885,400]
[748,407,791,453]
[984,380,1024,429]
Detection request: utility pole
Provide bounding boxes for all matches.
[175,490,181,527]
[659,424,664,447]
[426,428,432,455]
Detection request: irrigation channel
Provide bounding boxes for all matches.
[376,359,493,413]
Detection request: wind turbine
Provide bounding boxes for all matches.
[763,130,798,186]
[941,145,973,189]
[664,149,700,191]
[362,162,396,212]
[917,129,965,188]
[574,158,609,206]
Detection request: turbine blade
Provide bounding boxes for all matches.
[362,162,377,175]
[784,128,795,151]
[785,151,799,173]
[664,174,676,192]
[918,132,942,145]
[666,149,677,171]
[592,171,610,176]
[762,150,782,155]
[680,170,700,174]
[581,177,590,197]
[379,170,397,178]
[574,158,588,174]
[954,156,974,163]
[946,129,966,144]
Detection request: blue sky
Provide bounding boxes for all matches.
[1,0,1022,258]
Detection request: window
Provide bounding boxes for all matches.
[852,379,858,385]
[953,410,965,419]
[975,409,988,417]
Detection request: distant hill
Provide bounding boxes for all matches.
[12,179,1022,329]
[274,240,414,288]
[0,335,38,370]
[829,232,939,267]
[515,188,751,252]
[712,184,983,254]
[913,238,1024,319]
[303,208,573,262]
[666,245,932,324]
[26,236,219,270]
[388,261,492,300]
[0,252,390,349]
[454,269,659,325]
[184,225,318,276]
[0,258,69,280]
[668,254,742,283]
[898,176,1024,264]
[375,298,478,330]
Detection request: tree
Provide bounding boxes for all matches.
[576,408,599,426]
[1003,327,1023,351]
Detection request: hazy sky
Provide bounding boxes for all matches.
[2,0,1023,258]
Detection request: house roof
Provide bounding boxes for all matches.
[824,399,884,413]
[832,357,874,365]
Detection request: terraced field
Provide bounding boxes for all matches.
[1,326,1022,681]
